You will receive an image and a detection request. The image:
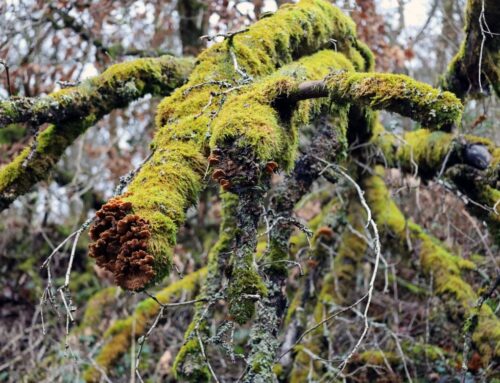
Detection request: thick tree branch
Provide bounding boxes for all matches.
[174,192,238,381]
[88,0,373,291]
[243,112,347,382]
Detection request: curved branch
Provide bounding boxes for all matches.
[0,55,193,128]
[0,56,194,211]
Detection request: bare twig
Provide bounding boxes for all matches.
[0,59,11,97]
[278,293,368,360]
[200,28,249,42]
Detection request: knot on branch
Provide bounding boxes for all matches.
[89,198,155,291]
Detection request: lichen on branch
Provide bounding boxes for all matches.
[174,191,238,382]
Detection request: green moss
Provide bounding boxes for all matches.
[404,342,445,361]
[371,127,500,181]
[208,51,355,171]
[174,192,238,381]
[358,343,446,366]
[0,124,26,145]
[0,56,194,211]
[173,336,210,382]
[0,118,95,210]
[354,40,376,72]
[358,350,399,365]
[363,166,406,234]
[113,0,372,287]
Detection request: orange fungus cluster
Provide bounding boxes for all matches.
[89,198,155,290]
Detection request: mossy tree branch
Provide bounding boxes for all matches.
[289,72,463,130]
[0,56,194,211]
[445,165,500,245]
[0,56,193,128]
[370,124,498,178]
[242,111,348,382]
[369,124,500,244]
[174,192,238,382]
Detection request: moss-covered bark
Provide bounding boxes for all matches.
[445,165,500,246]
[242,111,349,382]
[0,56,193,128]
[0,56,194,211]
[174,192,238,382]
[441,0,500,98]
[363,166,500,364]
[370,124,500,245]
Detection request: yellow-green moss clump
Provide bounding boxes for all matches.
[83,268,206,383]
[79,286,120,334]
[210,50,354,170]
[356,342,446,366]
[0,56,194,211]
[363,166,500,363]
